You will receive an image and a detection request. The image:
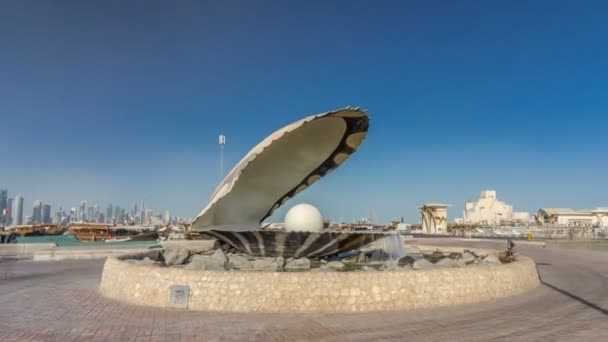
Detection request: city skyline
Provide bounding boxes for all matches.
[1,2,607,222]
[0,187,180,226]
[1,186,606,226]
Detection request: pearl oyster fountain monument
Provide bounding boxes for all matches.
[99,107,540,313]
[190,106,384,258]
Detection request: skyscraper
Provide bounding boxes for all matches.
[114,206,124,224]
[32,200,43,224]
[144,208,152,225]
[94,205,99,221]
[80,201,87,221]
[87,206,96,222]
[0,189,7,225]
[13,194,24,225]
[70,208,77,222]
[140,201,145,225]
[106,204,113,223]
[54,210,62,224]
[6,198,13,225]
[42,204,51,224]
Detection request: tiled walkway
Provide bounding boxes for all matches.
[1,239,607,341]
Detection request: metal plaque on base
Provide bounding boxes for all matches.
[169,285,190,309]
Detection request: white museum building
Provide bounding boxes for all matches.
[462,190,530,225]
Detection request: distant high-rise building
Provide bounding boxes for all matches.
[54,210,62,224]
[13,194,24,225]
[140,201,146,225]
[42,204,51,224]
[0,189,7,225]
[56,207,67,225]
[80,201,87,221]
[6,197,13,225]
[94,209,102,222]
[69,208,77,222]
[0,189,7,209]
[87,206,96,222]
[32,200,43,224]
[114,206,123,224]
[106,204,113,223]
[144,208,152,225]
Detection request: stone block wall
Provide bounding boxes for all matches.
[99,246,540,313]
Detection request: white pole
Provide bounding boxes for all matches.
[219,134,226,181]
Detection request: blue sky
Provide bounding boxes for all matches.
[1,1,607,222]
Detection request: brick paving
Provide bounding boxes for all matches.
[1,239,607,341]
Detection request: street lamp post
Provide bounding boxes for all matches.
[219,134,226,181]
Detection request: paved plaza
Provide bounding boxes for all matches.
[1,239,607,341]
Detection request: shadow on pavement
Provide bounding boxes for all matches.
[537,264,607,316]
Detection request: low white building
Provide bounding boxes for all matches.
[590,208,608,227]
[536,208,608,227]
[463,190,530,225]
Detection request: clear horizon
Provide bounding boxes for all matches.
[1,1,607,223]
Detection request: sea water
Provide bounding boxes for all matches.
[16,234,157,248]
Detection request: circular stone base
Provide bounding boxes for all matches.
[98,245,540,313]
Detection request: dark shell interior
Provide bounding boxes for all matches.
[199,230,385,258]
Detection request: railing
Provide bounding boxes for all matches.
[447,226,608,241]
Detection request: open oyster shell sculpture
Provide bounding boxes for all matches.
[192,107,384,258]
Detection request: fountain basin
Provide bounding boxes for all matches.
[99,245,540,313]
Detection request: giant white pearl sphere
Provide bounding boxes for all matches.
[284,203,323,232]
